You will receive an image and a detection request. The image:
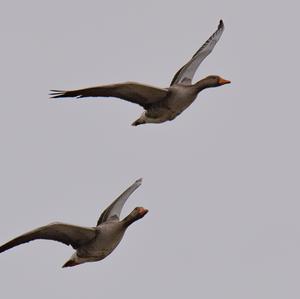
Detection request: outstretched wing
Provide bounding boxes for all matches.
[50,82,168,109]
[170,20,225,86]
[97,178,142,226]
[0,222,97,252]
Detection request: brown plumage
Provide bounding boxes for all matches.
[50,20,230,125]
[0,179,148,268]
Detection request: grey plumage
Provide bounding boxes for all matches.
[50,20,229,126]
[170,20,224,85]
[0,179,148,267]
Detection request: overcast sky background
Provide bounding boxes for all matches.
[0,1,299,298]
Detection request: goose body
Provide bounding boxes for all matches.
[66,221,126,266]
[0,179,148,268]
[51,20,230,125]
[136,85,198,125]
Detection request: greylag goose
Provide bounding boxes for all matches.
[0,179,148,268]
[50,20,230,126]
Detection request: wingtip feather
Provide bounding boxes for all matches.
[135,178,143,185]
[49,90,65,98]
[219,19,224,29]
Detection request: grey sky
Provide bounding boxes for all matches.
[0,0,300,298]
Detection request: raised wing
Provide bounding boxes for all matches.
[97,178,142,226]
[0,222,97,252]
[170,20,225,86]
[50,82,168,108]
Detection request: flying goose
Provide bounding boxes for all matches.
[0,179,148,268]
[50,20,230,126]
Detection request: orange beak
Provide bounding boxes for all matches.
[218,77,231,85]
[139,207,149,216]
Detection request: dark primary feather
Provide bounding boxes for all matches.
[190,20,224,60]
[50,82,168,109]
[0,223,97,252]
[170,20,224,86]
[97,178,142,226]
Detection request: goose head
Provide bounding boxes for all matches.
[195,75,231,91]
[121,207,148,227]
